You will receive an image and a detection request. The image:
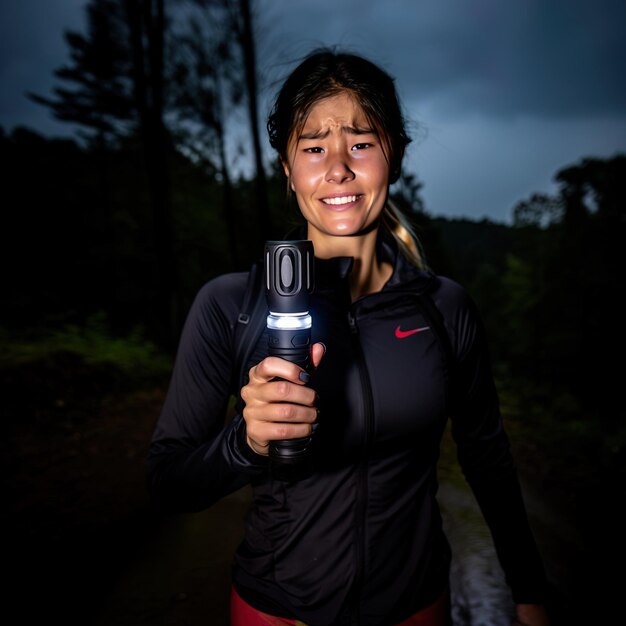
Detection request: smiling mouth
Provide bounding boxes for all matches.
[321,195,361,206]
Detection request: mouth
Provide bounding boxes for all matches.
[320,194,362,207]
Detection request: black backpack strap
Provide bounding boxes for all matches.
[416,291,457,409]
[416,292,454,366]
[233,261,267,393]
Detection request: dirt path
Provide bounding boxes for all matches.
[93,489,250,626]
[3,384,169,625]
[3,379,622,625]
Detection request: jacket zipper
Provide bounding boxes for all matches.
[348,310,375,448]
[347,309,375,624]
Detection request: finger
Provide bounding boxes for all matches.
[250,356,308,385]
[310,342,326,369]
[247,402,318,424]
[252,379,317,406]
[251,420,316,443]
[246,435,269,456]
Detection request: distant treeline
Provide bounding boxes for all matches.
[1,126,624,438]
[0,125,293,339]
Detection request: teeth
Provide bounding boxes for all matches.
[322,195,358,205]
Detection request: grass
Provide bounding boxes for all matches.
[0,312,172,385]
[0,314,173,429]
[496,375,626,504]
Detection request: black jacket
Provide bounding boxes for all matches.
[148,234,547,626]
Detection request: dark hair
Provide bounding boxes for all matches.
[267,48,411,184]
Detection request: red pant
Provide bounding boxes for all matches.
[230,586,451,626]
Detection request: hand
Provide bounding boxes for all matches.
[241,343,326,455]
[512,604,550,626]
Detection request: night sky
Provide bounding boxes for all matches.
[1,0,625,222]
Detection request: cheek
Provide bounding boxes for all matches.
[351,152,389,187]
[367,156,391,189]
[291,163,324,196]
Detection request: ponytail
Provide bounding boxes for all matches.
[381,199,427,269]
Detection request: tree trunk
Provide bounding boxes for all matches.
[215,73,240,270]
[125,0,179,347]
[238,0,272,241]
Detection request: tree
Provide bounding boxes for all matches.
[28,0,134,147]
[172,0,275,254]
[512,193,562,228]
[170,4,243,269]
[236,0,272,239]
[510,154,626,424]
[32,0,181,345]
[123,0,180,345]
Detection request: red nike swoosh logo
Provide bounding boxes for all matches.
[395,325,430,339]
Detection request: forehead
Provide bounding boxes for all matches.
[301,92,370,131]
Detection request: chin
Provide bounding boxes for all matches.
[329,217,379,237]
[307,211,381,240]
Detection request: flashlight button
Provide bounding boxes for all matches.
[291,332,310,348]
[280,253,294,290]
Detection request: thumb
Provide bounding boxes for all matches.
[310,342,326,370]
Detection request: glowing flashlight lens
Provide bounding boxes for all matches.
[267,313,312,330]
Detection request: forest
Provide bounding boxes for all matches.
[3,124,624,480]
[1,1,625,625]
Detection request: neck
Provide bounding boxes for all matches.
[308,224,392,300]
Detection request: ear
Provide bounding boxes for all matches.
[281,158,290,178]
[281,158,296,192]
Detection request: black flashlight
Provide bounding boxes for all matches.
[264,240,315,468]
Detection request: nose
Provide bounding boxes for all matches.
[326,157,355,184]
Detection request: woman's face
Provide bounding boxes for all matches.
[283,92,390,241]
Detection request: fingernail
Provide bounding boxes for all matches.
[299,371,311,383]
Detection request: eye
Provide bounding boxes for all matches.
[303,146,324,154]
[352,142,373,151]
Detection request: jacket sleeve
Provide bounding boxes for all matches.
[147,273,268,513]
[435,277,548,604]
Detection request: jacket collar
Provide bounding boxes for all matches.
[283,224,437,297]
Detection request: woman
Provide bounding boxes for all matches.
[148,49,550,626]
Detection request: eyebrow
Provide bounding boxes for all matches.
[298,125,376,141]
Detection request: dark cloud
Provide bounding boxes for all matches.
[0,0,624,222]
[0,0,88,134]
[3,0,624,129]
[258,0,626,119]
[253,0,626,223]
